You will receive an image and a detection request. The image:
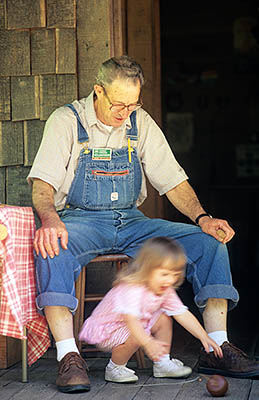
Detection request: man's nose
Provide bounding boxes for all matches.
[119,107,131,118]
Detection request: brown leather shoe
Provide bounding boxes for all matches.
[56,352,91,393]
[197,341,259,378]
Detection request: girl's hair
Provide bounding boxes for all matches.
[113,237,186,288]
[95,55,145,88]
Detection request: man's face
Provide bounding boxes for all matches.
[94,78,141,128]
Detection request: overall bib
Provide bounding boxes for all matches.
[35,105,239,314]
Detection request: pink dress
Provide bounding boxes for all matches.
[79,283,187,351]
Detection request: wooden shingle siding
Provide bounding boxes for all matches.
[39,74,77,120]
[31,29,56,75]
[11,76,40,121]
[0,121,23,166]
[0,0,83,205]
[0,30,30,76]
[56,28,77,74]
[24,120,45,166]
[6,0,46,29]
[46,0,76,28]
[0,77,10,121]
[6,166,32,206]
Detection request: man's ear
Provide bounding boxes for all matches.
[94,84,103,98]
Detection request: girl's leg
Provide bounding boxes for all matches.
[105,337,140,383]
[111,336,140,365]
[151,313,172,346]
[151,313,192,378]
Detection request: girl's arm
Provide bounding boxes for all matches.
[174,310,223,358]
[123,314,169,361]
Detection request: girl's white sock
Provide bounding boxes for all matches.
[108,359,127,368]
[56,338,79,362]
[208,331,228,352]
[153,353,170,365]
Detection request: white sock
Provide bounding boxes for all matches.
[56,338,79,362]
[154,354,170,365]
[107,359,126,368]
[208,331,228,352]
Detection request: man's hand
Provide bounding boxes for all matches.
[34,217,68,259]
[32,179,69,259]
[198,216,235,244]
[34,216,68,259]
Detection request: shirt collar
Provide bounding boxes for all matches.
[85,91,132,131]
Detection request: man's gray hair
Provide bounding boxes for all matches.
[95,55,145,88]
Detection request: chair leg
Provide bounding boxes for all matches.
[21,326,28,383]
[135,348,146,369]
[74,267,86,352]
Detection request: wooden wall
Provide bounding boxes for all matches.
[0,0,112,207]
[0,0,78,205]
[0,0,163,219]
[126,0,163,218]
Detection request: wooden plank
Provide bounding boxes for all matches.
[0,121,23,166]
[56,28,76,74]
[31,29,55,75]
[175,376,252,400]
[250,380,259,400]
[11,76,40,121]
[24,120,45,166]
[126,0,163,219]
[0,0,6,28]
[39,74,77,120]
[6,166,32,206]
[0,168,5,203]
[109,0,126,57]
[127,0,161,125]
[6,0,45,29]
[47,0,76,28]
[0,77,10,121]
[77,0,110,98]
[0,29,30,76]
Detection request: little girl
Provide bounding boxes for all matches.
[79,237,223,383]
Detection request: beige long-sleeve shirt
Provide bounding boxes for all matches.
[27,92,188,210]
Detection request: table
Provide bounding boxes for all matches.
[0,205,50,380]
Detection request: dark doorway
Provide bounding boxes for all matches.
[160,1,259,357]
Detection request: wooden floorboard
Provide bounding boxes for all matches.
[249,380,259,400]
[0,331,258,400]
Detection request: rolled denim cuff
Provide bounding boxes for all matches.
[36,292,78,315]
[194,284,239,313]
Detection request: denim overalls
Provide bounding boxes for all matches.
[35,105,239,314]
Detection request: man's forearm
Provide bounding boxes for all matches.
[166,180,206,223]
[32,178,59,223]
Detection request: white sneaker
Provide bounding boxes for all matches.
[153,358,192,378]
[105,364,139,383]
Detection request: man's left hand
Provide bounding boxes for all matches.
[199,216,235,244]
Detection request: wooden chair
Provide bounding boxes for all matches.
[74,254,146,369]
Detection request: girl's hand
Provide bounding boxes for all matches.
[143,338,170,362]
[201,336,223,358]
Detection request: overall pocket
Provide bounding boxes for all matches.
[83,164,135,210]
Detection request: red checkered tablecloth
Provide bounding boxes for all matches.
[0,205,50,365]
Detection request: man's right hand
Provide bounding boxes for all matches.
[34,217,68,259]
[32,179,69,259]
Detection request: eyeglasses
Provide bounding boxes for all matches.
[102,87,143,112]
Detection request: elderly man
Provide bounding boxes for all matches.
[28,55,259,393]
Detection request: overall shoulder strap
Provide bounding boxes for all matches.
[65,103,89,143]
[126,111,138,141]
